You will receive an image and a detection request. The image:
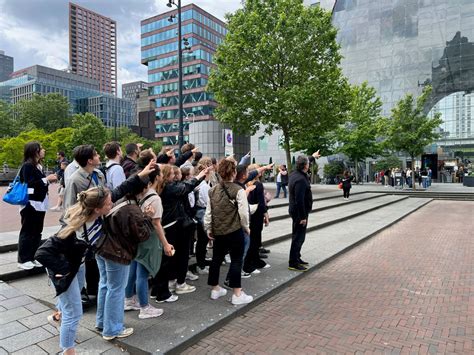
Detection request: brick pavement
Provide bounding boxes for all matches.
[183,200,474,354]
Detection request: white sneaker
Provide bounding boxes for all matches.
[251,269,261,275]
[197,266,209,274]
[225,254,231,264]
[103,327,134,341]
[231,291,253,305]
[168,279,177,292]
[210,287,227,300]
[18,261,35,270]
[124,296,141,311]
[262,263,271,269]
[186,271,199,281]
[241,271,251,279]
[155,294,179,303]
[32,260,42,267]
[175,283,196,294]
[138,304,164,319]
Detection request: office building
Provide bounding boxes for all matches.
[122,80,148,125]
[0,50,14,82]
[69,2,117,95]
[0,65,132,127]
[141,3,226,146]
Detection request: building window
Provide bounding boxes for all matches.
[258,136,268,151]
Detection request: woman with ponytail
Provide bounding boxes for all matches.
[35,187,113,355]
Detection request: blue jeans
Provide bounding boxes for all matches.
[58,264,85,351]
[226,231,250,281]
[275,182,287,198]
[125,260,149,307]
[96,255,130,337]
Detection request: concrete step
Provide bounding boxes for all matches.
[368,189,474,201]
[0,194,404,282]
[269,192,386,221]
[115,197,433,354]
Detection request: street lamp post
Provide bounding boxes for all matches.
[168,0,184,148]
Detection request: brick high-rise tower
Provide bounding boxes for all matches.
[69,2,117,95]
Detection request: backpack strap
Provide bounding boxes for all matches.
[138,193,158,207]
[105,200,132,218]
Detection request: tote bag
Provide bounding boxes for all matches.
[3,167,29,205]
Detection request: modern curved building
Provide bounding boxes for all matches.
[331,0,474,158]
[253,0,474,166]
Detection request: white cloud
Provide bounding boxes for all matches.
[0,0,243,93]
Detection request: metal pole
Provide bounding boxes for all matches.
[177,0,184,148]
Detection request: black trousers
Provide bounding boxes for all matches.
[18,204,45,263]
[343,187,351,198]
[84,258,99,296]
[289,216,308,266]
[208,229,244,289]
[243,219,265,273]
[195,221,208,269]
[169,224,195,284]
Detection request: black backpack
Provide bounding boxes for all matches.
[99,163,119,183]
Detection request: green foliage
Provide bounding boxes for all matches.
[105,127,163,154]
[384,86,443,160]
[374,156,402,172]
[69,113,108,152]
[14,93,71,133]
[336,82,385,182]
[0,100,23,138]
[323,160,344,179]
[208,0,349,169]
[0,128,74,168]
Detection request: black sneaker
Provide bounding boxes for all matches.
[288,264,308,272]
[298,259,309,265]
[223,279,231,289]
[260,248,271,254]
[259,253,268,259]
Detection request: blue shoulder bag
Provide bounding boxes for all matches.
[3,166,29,205]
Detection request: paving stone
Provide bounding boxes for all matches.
[42,323,59,336]
[101,345,131,354]
[0,306,33,325]
[76,326,98,343]
[75,336,115,353]
[0,321,28,340]
[0,327,53,352]
[0,348,7,355]
[0,295,35,310]
[36,335,60,354]
[24,301,50,314]
[0,284,22,299]
[11,344,48,355]
[18,310,51,328]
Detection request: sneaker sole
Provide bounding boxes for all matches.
[103,330,134,340]
[288,266,308,272]
[139,312,163,319]
[175,289,196,294]
[124,306,141,311]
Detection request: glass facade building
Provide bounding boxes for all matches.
[331,0,474,157]
[0,65,132,127]
[0,50,14,82]
[140,4,227,145]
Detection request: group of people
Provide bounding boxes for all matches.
[376,167,433,189]
[14,139,321,354]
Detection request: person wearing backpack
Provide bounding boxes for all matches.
[103,142,126,190]
[35,187,113,355]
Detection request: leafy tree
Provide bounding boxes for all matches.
[69,113,107,153]
[374,155,402,172]
[208,0,349,169]
[323,160,344,183]
[384,86,443,190]
[105,127,163,154]
[14,93,71,133]
[0,100,24,138]
[336,82,384,183]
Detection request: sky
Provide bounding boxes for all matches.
[0,0,242,96]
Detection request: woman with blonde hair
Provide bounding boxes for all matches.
[35,187,113,355]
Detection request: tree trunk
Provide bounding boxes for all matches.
[282,128,292,171]
[354,158,359,184]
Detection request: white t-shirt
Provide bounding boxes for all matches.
[138,189,163,219]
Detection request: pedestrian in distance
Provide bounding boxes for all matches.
[17,141,58,270]
[341,170,353,200]
[275,164,288,198]
[288,150,320,272]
